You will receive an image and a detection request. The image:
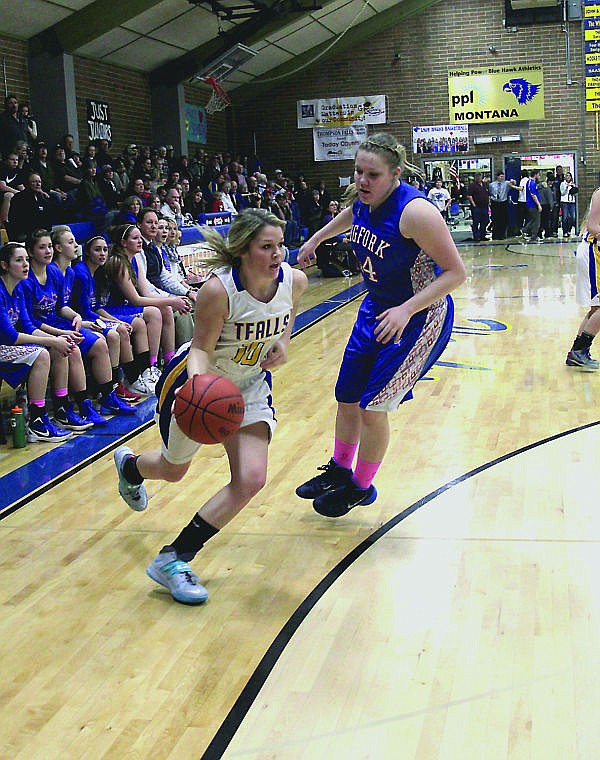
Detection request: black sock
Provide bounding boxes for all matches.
[112,367,120,386]
[123,454,144,485]
[122,359,138,384]
[73,390,87,413]
[136,351,150,375]
[170,515,219,561]
[53,394,69,414]
[29,404,45,422]
[99,380,113,403]
[573,332,595,351]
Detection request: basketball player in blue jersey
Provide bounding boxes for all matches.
[296,132,467,517]
[565,187,600,370]
[113,209,307,604]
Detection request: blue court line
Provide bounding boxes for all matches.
[0,401,156,518]
[0,280,368,519]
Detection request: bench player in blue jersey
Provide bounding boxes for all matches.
[297,132,467,517]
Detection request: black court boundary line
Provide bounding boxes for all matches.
[200,419,600,760]
[0,421,154,521]
[0,282,366,523]
[504,243,568,257]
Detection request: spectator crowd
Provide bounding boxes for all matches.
[0,92,349,445]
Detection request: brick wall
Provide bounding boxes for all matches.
[232,0,597,203]
[0,36,29,105]
[73,58,152,153]
[183,83,228,159]
[3,0,598,204]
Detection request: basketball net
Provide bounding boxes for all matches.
[204,76,232,114]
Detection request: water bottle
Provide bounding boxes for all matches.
[15,385,28,417]
[10,405,26,448]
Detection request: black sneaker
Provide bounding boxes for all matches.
[313,482,377,517]
[296,458,353,499]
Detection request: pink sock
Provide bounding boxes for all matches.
[54,388,68,398]
[163,351,174,363]
[150,356,158,366]
[333,438,358,469]
[352,456,381,490]
[30,399,45,407]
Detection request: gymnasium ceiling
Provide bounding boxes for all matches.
[3,0,440,98]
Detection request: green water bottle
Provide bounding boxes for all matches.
[10,405,26,448]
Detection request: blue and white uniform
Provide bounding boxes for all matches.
[337,182,454,412]
[71,261,120,334]
[0,278,45,388]
[154,261,294,464]
[104,257,144,323]
[19,263,100,356]
[575,228,600,307]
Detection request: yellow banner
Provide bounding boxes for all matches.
[586,52,600,63]
[585,5,600,16]
[587,76,600,87]
[586,100,600,111]
[585,29,600,40]
[587,87,600,100]
[448,66,544,124]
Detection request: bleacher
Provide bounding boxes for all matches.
[60,211,301,265]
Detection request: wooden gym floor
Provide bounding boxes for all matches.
[1,239,600,760]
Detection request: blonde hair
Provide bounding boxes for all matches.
[50,225,73,250]
[342,132,424,207]
[199,208,285,270]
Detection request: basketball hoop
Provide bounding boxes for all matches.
[204,76,232,114]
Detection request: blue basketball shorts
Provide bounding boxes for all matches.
[335,294,454,412]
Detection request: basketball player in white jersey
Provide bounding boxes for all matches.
[113,209,307,604]
[565,187,600,371]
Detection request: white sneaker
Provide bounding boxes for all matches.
[146,546,208,604]
[114,446,148,511]
[126,376,150,395]
[149,365,162,383]
[140,366,157,393]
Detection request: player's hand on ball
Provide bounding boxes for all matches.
[260,340,288,369]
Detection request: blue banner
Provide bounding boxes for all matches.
[185,103,207,144]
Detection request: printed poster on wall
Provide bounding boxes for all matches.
[413,125,469,153]
[298,96,385,128]
[313,126,368,161]
[448,65,544,124]
[86,100,112,142]
[185,103,207,144]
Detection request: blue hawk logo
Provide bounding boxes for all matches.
[502,78,541,105]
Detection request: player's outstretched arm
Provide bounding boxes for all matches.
[297,206,353,267]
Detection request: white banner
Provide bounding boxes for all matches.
[298,96,386,128]
[313,126,368,162]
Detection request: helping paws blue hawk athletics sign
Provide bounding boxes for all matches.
[448,65,544,124]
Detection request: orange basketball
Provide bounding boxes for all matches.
[174,374,245,444]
